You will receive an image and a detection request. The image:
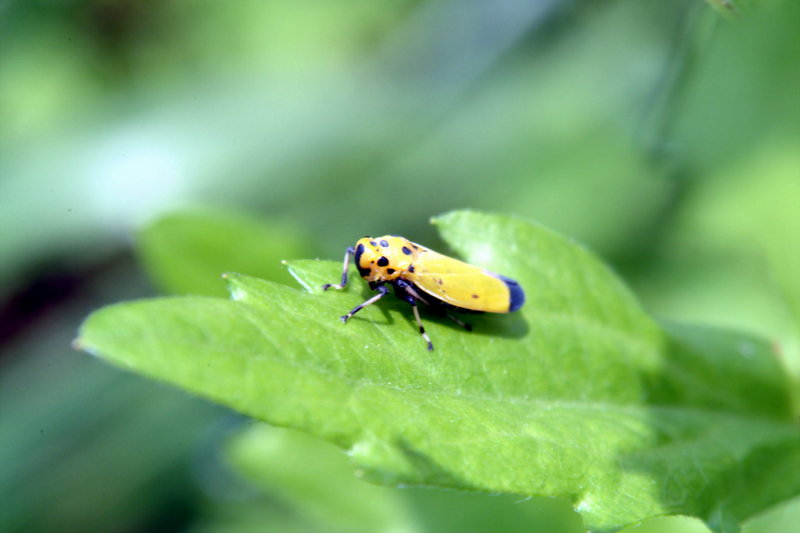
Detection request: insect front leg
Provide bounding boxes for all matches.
[323,246,355,291]
[340,283,389,323]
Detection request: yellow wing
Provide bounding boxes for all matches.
[406,248,524,313]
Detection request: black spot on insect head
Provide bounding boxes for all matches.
[435,278,443,285]
[386,268,395,275]
[377,256,389,267]
[379,239,389,247]
[354,243,365,265]
[358,266,371,278]
[408,265,415,273]
[401,246,412,255]
[369,240,377,247]
[471,294,479,299]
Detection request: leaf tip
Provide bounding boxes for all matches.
[222,272,249,301]
[285,264,316,293]
[71,335,100,358]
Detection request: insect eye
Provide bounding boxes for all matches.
[354,243,365,265]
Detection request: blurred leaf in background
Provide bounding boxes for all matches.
[0,257,231,533]
[630,0,800,382]
[0,0,692,288]
[137,208,311,297]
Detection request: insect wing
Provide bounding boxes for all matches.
[407,248,516,313]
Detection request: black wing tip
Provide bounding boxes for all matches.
[498,275,525,312]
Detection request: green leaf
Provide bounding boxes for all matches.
[223,424,583,533]
[137,208,310,297]
[77,210,800,532]
[636,141,800,411]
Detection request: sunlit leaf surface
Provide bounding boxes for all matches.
[78,211,800,532]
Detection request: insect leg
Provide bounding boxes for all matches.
[445,312,472,332]
[390,279,434,350]
[391,278,430,306]
[323,246,355,291]
[340,283,389,323]
[411,302,434,351]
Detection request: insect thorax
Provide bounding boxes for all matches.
[354,235,417,282]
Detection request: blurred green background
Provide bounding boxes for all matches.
[2,1,799,532]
